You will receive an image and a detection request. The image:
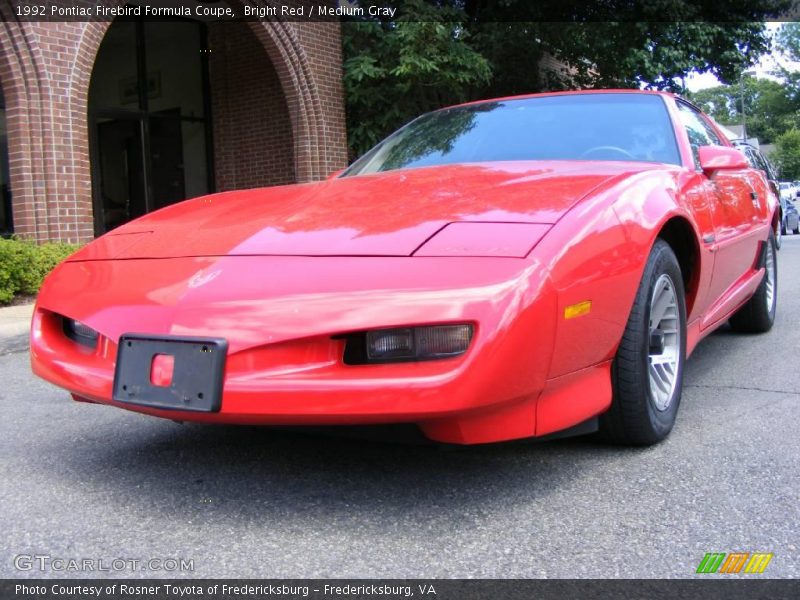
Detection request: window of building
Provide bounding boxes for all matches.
[89,16,213,235]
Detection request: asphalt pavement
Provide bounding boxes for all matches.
[1,238,799,579]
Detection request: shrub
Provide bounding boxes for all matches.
[0,238,81,305]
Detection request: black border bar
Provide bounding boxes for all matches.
[3,0,800,23]
[3,579,800,600]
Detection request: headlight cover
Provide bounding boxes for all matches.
[62,317,99,349]
[343,324,474,364]
[413,222,551,257]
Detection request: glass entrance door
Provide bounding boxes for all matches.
[92,114,147,233]
[150,110,186,211]
[89,16,212,235]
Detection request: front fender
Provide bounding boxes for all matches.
[533,168,704,379]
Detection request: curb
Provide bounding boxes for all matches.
[0,303,34,339]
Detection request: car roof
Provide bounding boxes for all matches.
[444,89,679,111]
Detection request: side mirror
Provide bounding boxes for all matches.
[698,145,748,174]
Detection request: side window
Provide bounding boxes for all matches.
[698,116,723,146]
[676,101,721,169]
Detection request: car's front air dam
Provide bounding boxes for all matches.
[31,255,590,443]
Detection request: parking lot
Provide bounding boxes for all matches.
[1,239,799,579]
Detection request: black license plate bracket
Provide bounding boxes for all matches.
[112,334,227,412]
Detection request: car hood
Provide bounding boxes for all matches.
[71,161,656,260]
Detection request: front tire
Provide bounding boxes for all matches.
[599,240,687,445]
[729,231,777,333]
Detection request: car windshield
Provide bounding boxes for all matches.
[345,93,681,177]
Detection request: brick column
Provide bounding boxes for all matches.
[0,4,348,243]
[0,14,107,243]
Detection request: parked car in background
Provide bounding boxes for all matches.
[784,199,800,235]
[780,182,798,202]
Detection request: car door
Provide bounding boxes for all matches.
[675,101,761,319]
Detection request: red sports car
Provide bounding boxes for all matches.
[31,90,778,445]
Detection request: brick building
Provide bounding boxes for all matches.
[0,3,348,242]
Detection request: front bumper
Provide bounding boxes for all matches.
[31,255,610,443]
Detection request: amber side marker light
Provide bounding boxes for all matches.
[342,324,474,365]
[564,300,592,320]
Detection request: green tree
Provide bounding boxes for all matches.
[540,21,770,90]
[691,85,739,123]
[690,76,798,143]
[342,0,789,158]
[343,0,491,157]
[460,0,783,90]
[773,129,800,180]
[687,21,800,146]
[776,22,800,62]
[774,23,800,114]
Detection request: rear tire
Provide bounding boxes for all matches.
[729,231,777,333]
[599,240,687,445]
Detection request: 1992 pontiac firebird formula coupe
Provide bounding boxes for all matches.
[31,91,778,445]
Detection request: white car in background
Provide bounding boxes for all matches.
[780,182,798,202]
[784,199,800,236]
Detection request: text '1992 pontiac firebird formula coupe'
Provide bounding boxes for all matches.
[31,91,778,445]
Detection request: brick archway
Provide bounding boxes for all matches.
[0,11,83,241]
[246,21,329,182]
[0,10,346,243]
